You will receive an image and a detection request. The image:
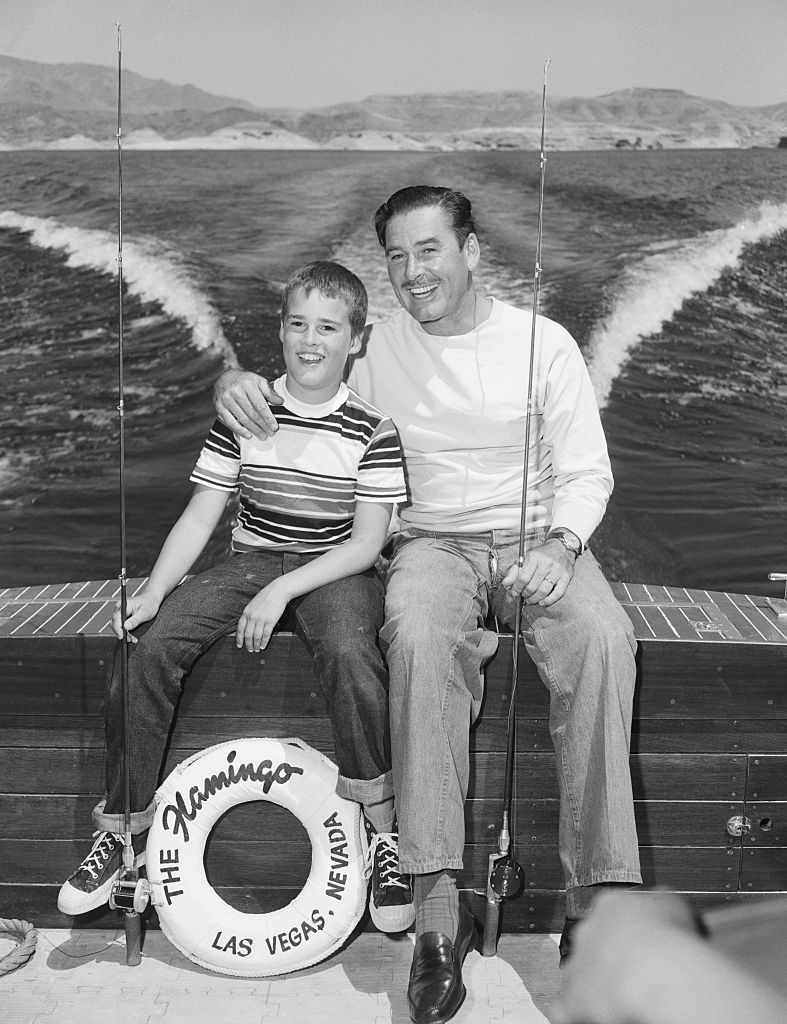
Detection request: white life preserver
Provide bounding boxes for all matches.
[145,737,369,977]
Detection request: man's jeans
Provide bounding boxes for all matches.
[380,527,642,903]
[94,551,391,834]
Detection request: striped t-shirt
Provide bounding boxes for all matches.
[190,376,408,553]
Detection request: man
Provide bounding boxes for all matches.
[215,186,641,1024]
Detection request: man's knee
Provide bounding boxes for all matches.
[380,601,436,655]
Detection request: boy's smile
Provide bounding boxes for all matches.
[280,287,361,404]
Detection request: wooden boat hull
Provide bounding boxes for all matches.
[1,579,785,930]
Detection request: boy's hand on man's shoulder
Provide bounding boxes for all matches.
[214,369,283,440]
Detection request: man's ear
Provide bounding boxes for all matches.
[464,232,481,272]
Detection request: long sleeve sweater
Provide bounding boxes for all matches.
[347,297,612,543]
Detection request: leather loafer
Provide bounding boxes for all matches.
[408,904,478,1023]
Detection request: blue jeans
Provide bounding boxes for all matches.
[94,551,391,834]
[380,527,642,902]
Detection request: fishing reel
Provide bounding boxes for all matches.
[489,851,525,899]
[479,846,525,957]
[109,872,151,914]
[108,845,152,966]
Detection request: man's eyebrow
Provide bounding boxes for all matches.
[385,235,441,255]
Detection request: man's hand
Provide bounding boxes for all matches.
[236,580,290,653]
[112,591,162,642]
[213,369,284,440]
[501,537,576,607]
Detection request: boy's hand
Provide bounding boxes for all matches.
[214,369,283,440]
[236,581,290,652]
[112,592,161,642]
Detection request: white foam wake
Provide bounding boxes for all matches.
[586,200,787,409]
[0,210,238,367]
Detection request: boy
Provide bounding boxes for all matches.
[58,261,413,933]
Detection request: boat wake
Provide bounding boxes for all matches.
[586,199,787,409]
[0,210,237,367]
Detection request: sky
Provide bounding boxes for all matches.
[3,0,786,110]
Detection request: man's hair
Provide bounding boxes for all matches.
[373,186,477,249]
[280,261,368,338]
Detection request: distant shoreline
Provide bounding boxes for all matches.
[2,131,785,152]
[2,58,785,152]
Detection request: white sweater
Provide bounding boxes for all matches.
[347,297,612,543]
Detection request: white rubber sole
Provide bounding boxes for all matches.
[369,899,416,933]
[57,851,146,916]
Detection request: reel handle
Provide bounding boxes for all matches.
[110,873,150,966]
[481,850,503,957]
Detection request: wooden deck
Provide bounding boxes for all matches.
[1,578,786,932]
[4,577,787,643]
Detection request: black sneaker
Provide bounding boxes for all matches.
[57,830,146,916]
[368,830,415,933]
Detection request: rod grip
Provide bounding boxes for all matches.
[124,910,142,966]
[481,897,501,957]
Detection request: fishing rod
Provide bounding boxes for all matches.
[106,22,149,966]
[481,59,550,958]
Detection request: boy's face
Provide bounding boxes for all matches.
[279,286,361,404]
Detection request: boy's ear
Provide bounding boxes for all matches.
[279,323,285,344]
[349,334,362,355]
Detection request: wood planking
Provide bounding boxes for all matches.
[1,578,785,930]
[3,578,787,643]
[0,578,147,638]
[2,796,769,852]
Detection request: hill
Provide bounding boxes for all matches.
[0,55,784,150]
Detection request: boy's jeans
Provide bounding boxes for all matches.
[94,551,391,834]
[380,527,642,903]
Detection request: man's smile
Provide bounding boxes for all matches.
[407,282,439,299]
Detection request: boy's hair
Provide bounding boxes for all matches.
[373,186,477,250]
[280,261,368,339]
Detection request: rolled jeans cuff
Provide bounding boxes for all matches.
[336,769,393,807]
[92,798,155,834]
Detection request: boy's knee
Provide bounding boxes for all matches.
[314,631,385,694]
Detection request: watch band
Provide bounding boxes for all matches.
[547,528,583,557]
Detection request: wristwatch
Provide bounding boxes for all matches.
[547,528,583,558]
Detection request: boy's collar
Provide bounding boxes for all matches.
[277,375,349,416]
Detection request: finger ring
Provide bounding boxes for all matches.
[544,577,555,585]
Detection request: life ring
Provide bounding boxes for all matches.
[145,737,368,977]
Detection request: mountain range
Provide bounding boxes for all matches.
[1,54,785,151]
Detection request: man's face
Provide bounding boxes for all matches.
[383,206,480,336]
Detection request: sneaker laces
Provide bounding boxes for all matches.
[372,832,409,891]
[78,831,122,880]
